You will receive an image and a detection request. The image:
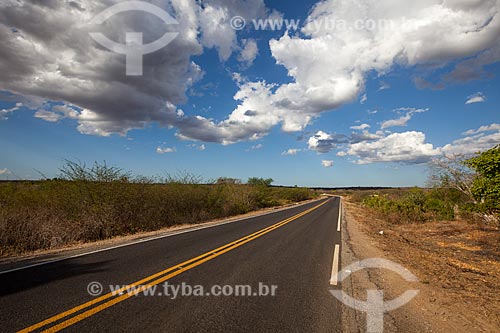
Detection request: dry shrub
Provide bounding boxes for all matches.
[0,172,316,256]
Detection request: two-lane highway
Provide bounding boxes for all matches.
[0,197,342,332]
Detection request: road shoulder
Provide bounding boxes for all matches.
[340,199,500,332]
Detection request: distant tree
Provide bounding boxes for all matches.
[59,160,131,182]
[163,170,203,184]
[464,145,500,218]
[428,154,475,199]
[247,177,274,186]
[216,177,241,185]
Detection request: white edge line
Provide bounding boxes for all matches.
[337,199,342,232]
[0,198,327,276]
[330,244,340,286]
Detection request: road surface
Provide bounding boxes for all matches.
[0,198,342,332]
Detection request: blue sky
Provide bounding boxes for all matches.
[0,0,499,187]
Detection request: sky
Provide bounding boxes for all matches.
[0,0,499,187]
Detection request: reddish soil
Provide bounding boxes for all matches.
[342,198,500,332]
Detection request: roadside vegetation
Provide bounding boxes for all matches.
[340,146,500,330]
[347,145,500,225]
[0,161,317,257]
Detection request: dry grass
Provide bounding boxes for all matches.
[344,196,500,327]
[0,180,316,257]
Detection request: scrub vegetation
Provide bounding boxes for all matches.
[349,145,500,225]
[0,161,317,257]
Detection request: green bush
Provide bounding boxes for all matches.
[362,188,457,224]
[464,145,500,219]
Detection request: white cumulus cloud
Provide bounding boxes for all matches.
[0,102,22,120]
[360,94,368,104]
[350,123,370,130]
[0,168,11,175]
[378,82,391,91]
[380,108,427,130]
[198,0,269,61]
[308,131,349,153]
[329,122,500,164]
[34,110,64,122]
[465,92,487,104]
[321,160,334,168]
[463,123,500,135]
[238,39,259,66]
[179,0,500,143]
[282,148,301,156]
[341,131,442,164]
[442,124,500,155]
[156,146,177,154]
[0,0,275,139]
[1,0,499,145]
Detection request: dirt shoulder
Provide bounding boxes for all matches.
[341,197,500,332]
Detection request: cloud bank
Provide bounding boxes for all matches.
[0,0,499,144]
[0,0,273,139]
[319,122,500,165]
[177,0,500,143]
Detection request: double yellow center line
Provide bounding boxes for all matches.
[19,199,329,333]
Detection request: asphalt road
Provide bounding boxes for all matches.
[0,197,342,332]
